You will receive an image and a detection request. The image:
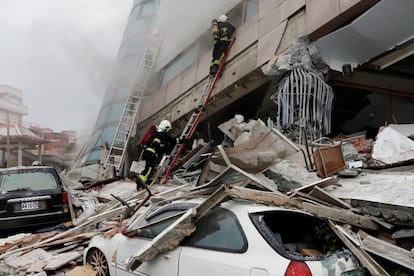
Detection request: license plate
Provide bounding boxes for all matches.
[21,201,39,210]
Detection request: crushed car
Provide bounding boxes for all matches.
[0,166,71,230]
[84,197,366,276]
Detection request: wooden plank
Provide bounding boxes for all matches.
[328,221,390,276]
[126,208,196,271]
[302,202,378,230]
[309,186,352,209]
[40,232,98,247]
[294,176,338,193]
[369,215,395,230]
[0,209,109,259]
[294,191,337,207]
[359,230,414,271]
[392,228,414,239]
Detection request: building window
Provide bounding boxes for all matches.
[141,1,155,17]
[161,45,200,86]
[245,0,258,22]
[129,0,160,23]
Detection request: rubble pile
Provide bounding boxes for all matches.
[0,116,413,275]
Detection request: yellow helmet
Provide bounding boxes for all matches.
[158,119,172,132]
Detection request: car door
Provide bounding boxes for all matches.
[115,206,191,276]
[115,236,182,276]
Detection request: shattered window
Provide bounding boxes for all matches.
[183,207,247,253]
[135,204,193,239]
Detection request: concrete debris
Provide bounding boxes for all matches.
[372,125,414,164]
[261,35,329,80]
[218,114,269,146]
[1,120,414,275]
[223,129,299,173]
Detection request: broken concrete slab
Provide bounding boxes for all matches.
[266,160,321,193]
[217,145,279,192]
[27,259,47,273]
[223,129,300,174]
[44,251,82,270]
[326,173,414,209]
[351,199,414,227]
[5,248,52,269]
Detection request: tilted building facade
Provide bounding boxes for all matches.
[73,0,414,179]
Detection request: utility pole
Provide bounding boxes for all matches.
[6,113,10,168]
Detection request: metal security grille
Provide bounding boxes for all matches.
[271,67,334,143]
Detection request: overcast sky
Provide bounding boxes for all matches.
[0,0,133,137]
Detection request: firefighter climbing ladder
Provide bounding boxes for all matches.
[162,38,236,183]
[105,33,162,171]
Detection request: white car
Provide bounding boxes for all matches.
[84,198,365,276]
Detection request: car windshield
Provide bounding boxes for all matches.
[0,171,58,192]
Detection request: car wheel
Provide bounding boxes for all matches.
[86,248,110,276]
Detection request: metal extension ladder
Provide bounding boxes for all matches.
[105,33,162,172]
[162,38,236,183]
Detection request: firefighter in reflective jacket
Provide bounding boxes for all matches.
[136,120,181,189]
[210,14,236,75]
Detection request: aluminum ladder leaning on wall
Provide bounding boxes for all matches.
[104,33,162,173]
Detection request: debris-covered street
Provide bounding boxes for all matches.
[1,118,413,275]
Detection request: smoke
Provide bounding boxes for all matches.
[156,0,240,68]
